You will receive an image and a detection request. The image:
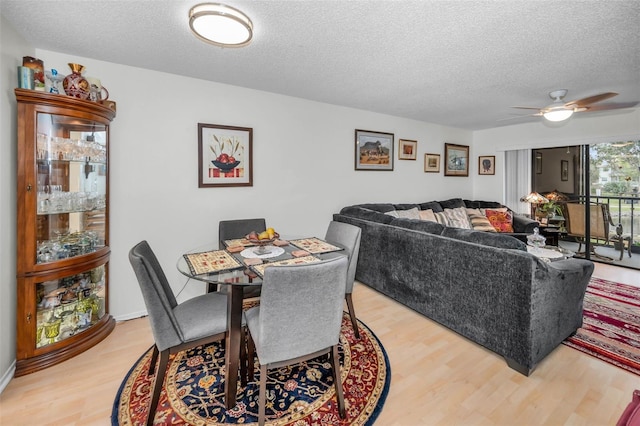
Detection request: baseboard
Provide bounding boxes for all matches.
[113,310,148,322]
[0,360,16,395]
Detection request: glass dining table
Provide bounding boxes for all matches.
[176,236,345,410]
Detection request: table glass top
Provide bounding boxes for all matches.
[177,237,345,285]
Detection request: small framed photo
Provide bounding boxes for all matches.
[424,153,440,173]
[398,139,417,160]
[198,123,253,187]
[478,155,495,175]
[355,129,394,171]
[561,160,569,181]
[444,143,469,177]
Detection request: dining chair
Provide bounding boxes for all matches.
[325,220,362,338]
[210,218,267,294]
[244,256,349,426]
[562,201,621,261]
[129,240,239,426]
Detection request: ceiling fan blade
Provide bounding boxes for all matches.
[565,92,618,108]
[497,113,541,122]
[581,101,639,112]
[511,106,544,110]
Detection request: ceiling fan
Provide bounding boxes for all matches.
[502,89,639,123]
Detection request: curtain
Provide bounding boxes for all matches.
[505,149,531,215]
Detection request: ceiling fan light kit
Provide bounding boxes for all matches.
[506,89,636,124]
[189,3,253,47]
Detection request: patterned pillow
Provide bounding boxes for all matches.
[419,209,437,222]
[396,207,421,220]
[466,208,497,232]
[443,207,472,229]
[485,209,514,233]
[433,211,450,226]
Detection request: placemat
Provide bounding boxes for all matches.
[289,237,344,254]
[224,238,255,248]
[251,255,320,278]
[183,250,243,275]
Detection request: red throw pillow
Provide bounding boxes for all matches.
[485,209,514,233]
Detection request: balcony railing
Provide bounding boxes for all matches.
[575,195,638,247]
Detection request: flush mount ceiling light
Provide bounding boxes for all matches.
[189,3,253,47]
[542,90,575,122]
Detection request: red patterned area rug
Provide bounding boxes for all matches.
[112,313,390,425]
[563,277,640,376]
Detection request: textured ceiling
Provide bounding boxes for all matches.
[2,0,639,130]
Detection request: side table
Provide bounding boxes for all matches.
[539,226,565,247]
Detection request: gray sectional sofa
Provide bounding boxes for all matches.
[334,199,594,375]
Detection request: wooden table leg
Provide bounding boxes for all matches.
[224,285,243,410]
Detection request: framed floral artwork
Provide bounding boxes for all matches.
[444,143,469,177]
[424,153,440,173]
[478,155,495,175]
[198,123,253,187]
[355,129,394,171]
[398,139,417,160]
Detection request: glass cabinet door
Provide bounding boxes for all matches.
[35,112,108,265]
[35,264,107,348]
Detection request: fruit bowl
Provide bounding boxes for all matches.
[245,231,279,255]
[212,160,240,172]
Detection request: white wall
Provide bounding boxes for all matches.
[472,109,640,203]
[31,50,475,321]
[2,43,638,391]
[0,15,32,394]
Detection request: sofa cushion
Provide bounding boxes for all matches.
[339,206,395,224]
[443,207,472,229]
[396,207,421,219]
[439,198,466,209]
[394,203,420,211]
[485,209,514,233]
[357,203,396,213]
[390,217,445,234]
[466,208,497,232]
[433,211,450,226]
[440,227,526,250]
[419,209,437,222]
[464,200,504,210]
[419,201,444,213]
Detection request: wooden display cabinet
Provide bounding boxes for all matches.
[15,89,116,376]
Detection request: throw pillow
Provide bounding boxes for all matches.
[443,207,472,229]
[479,207,508,216]
[433,211,450,226]
[419,209,437,222]
[485,209,514,233]
[466,208,497,232]
[395,207,421,220]
[384,210,399,218]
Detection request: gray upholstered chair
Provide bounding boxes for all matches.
[129,240,235,426]
[325,220,362,338]
[211,218,267,294]
[244,256,349,426]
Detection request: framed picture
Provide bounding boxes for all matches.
[198,123,253,187]
[424,153,440,173]
[478,155,495,175]
[398,139,417,160]
[535,152,542,174]
[561,160,569,181]
[355,129,394,171]
[444,143,469,177]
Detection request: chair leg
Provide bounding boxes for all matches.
[247,330,256,383]
[330,344,346,419]
[345,293,360,339]
[240,328,248,386]
[259,364,267,426]
[148,345,159,376]
[147,349,169,426]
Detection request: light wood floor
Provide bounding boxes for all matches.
[0,263,638,425]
